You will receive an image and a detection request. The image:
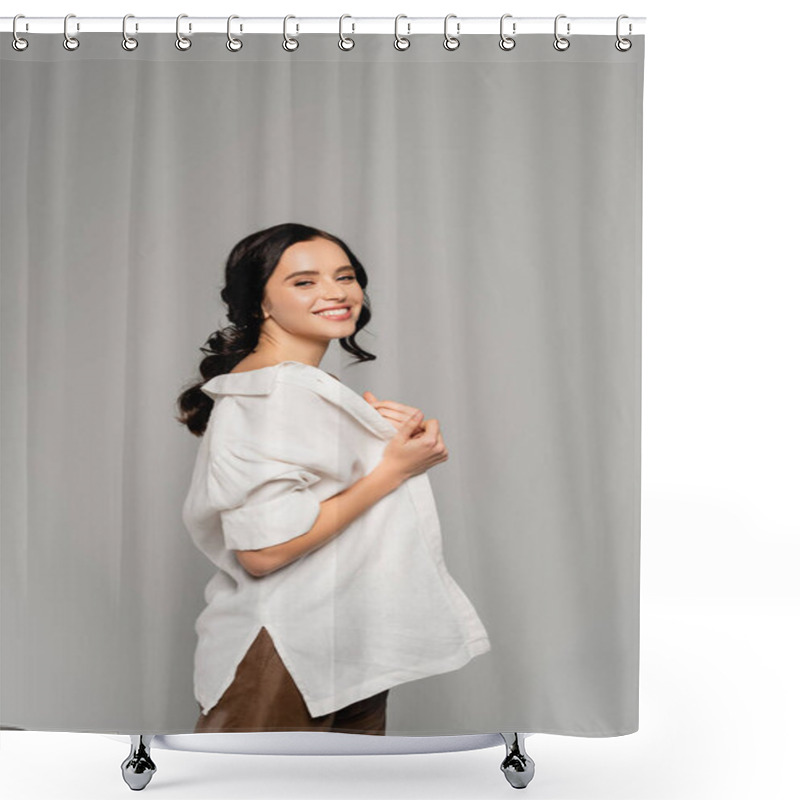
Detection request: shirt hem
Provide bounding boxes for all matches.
[196,634,491,719]
[302,634,492,719]
[195,620,270,717]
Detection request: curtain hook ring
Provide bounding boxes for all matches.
[227,15,243,51]
[443,14,460,51]
[499,13,516,50]
[615,14,632,52]
[175,13,191,50]
[283,15,299,51]
[122,14,138,51]
[553,14,570,51]
[394,14,410,50]
[63,13,80,51]
[12,14,29,52]
[339,15,355,51]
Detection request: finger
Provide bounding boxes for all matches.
[419,418,440,440]
[402,410,424,438]
[373,399,421,416]
[362,391,381,409]
[373,408,410,425]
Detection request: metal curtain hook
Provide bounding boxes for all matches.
[175,14,191,50]
[394,14,410,50]
[339,14,355,50]
[443,14,460,51]
[553,14,570,51]
[227,15,243,51]
[12,14,29,51]
[283,15,299,51]
[121,14,138,51]
[63,13,79,51]
[499,13,516,50]
[615,14,632,51]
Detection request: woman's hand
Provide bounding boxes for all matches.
[380,411,449,483]
[363,390,425,437]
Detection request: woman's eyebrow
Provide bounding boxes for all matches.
[284,265,354,282]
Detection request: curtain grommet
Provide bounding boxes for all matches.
[226,15,243,52]
[11,14,29,51]
[338,15,355,51]
[121,14,138,51]
[283,15,299,51]
[63,13,80,51]
[615,15,633,51]
[175,14,192,51]
[499,14,516,50]
[394,15,411,50]
[553,14,570,51]
[443,14,460,51]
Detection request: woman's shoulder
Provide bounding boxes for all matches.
[209,372,336,434]
[202,362,317,400]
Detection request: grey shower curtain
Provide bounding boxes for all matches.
[0,31,644,736]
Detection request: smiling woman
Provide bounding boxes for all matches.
[241,236,365,370]
[175,222,491,734]
[176,223,378,438]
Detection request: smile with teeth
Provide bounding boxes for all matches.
[314,307,352,319]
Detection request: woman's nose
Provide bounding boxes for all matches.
[323,282,347,298]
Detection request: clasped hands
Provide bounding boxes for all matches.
[362,390,427,437]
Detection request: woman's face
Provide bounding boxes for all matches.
[261,237,363,341]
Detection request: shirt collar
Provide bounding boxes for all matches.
[200,363,281,399]
[201,361,397,440]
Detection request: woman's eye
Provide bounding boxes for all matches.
[295,275,355,287]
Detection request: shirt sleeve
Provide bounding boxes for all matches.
[206,433,323,552]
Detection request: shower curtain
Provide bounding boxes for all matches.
[0,28,644,737]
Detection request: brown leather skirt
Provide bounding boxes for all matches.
[194,626,389,734]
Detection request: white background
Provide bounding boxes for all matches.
[1,1,798,798]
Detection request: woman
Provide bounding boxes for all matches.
[177,223,491,735]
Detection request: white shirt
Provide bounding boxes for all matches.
[182,360,491,718]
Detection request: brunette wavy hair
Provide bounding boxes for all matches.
[176,223,376,437]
